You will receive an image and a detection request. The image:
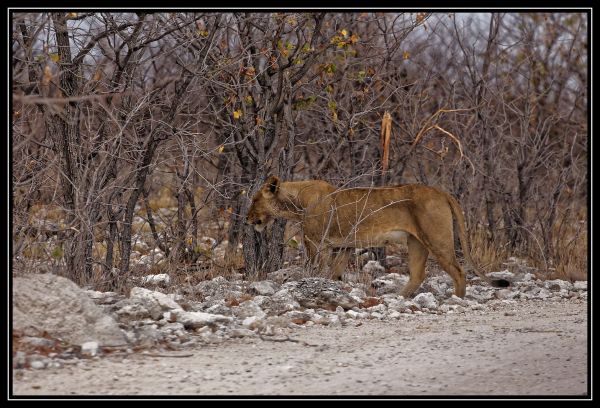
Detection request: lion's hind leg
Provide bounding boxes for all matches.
[430,251,467,298]
[400,235,429,298]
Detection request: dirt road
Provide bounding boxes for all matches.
[12,298,588,397]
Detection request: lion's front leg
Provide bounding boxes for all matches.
[304,237,325,274]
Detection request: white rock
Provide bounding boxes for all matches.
[522,273,535,281]
[413,292,438,309]
[349,287,367,303]
[487,270,516,281]
[310,314,330,325]
[439,304,452,313]
[537,288,552,299]
[116,304,151,321]
[366,303,387,314]
[30,361,46,370]
[249,281,278,296]
[444,295,469,307]
[329,314,343,327]
[172,309,233,329]
[345,310,361,319]
[388,310,401,319]
[81,341,99,357]
[205,302,232,316]
[251,295,270,308]
[141,274,171,286]
[229,328,257,338]
[13,274,127,347]
[574,281,587,291]
[495,289,520,300]
[233,300,266,319]
[242,316,262,329]
[544,280,573,291]
[130,287,181,313]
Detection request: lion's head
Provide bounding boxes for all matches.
[246,175,280,232]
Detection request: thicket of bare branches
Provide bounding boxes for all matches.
[12,12,587,290]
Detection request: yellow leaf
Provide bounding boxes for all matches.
[341,29,348,37]
[67,12,78,18]
[218,145,225,153]
[49,53,60,63]
[403,51,410,60]
[233,110,242,120]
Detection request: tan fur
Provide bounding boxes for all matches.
[247,176,504,298]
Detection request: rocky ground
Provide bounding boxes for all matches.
[11,259,589,397]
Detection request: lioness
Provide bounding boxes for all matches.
[246,176,509,298]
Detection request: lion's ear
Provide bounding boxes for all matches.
[264,175,280,197]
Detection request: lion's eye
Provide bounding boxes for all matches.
[256,220,262,225]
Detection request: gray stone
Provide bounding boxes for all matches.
[229,328,257,338]
[372,273,408,295]
[370,312,385,320]
[205,302,232,316]
[194,277,242,301]
[286,278,359,310]
[141,274,171,287]
[21,336,55,348]
[328,314,343,327]
[284,310,314,322]
[544,280,574,292]
[366,303,387,314]
[388,310,402,319]
[413,292,438,309]
[349,287,368,303]
[116,304,151,321]
[241,315,264,329]
[130,287,181,320]
[487,270,517,282]
[232,300,266,319]
[522,273,536,281]
[248,280,279,296]
[443,295,469,307]
[13,274,127,347]
[171,309,233,329]
[85,290,123,305]
[495,289,520,300]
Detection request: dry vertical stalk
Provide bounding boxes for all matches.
[380,111,392,174]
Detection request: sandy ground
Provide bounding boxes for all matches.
[12,298,588,397]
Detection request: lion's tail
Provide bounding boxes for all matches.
[445,193,510,289]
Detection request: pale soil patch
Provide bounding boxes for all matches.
[12,299,588,397]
